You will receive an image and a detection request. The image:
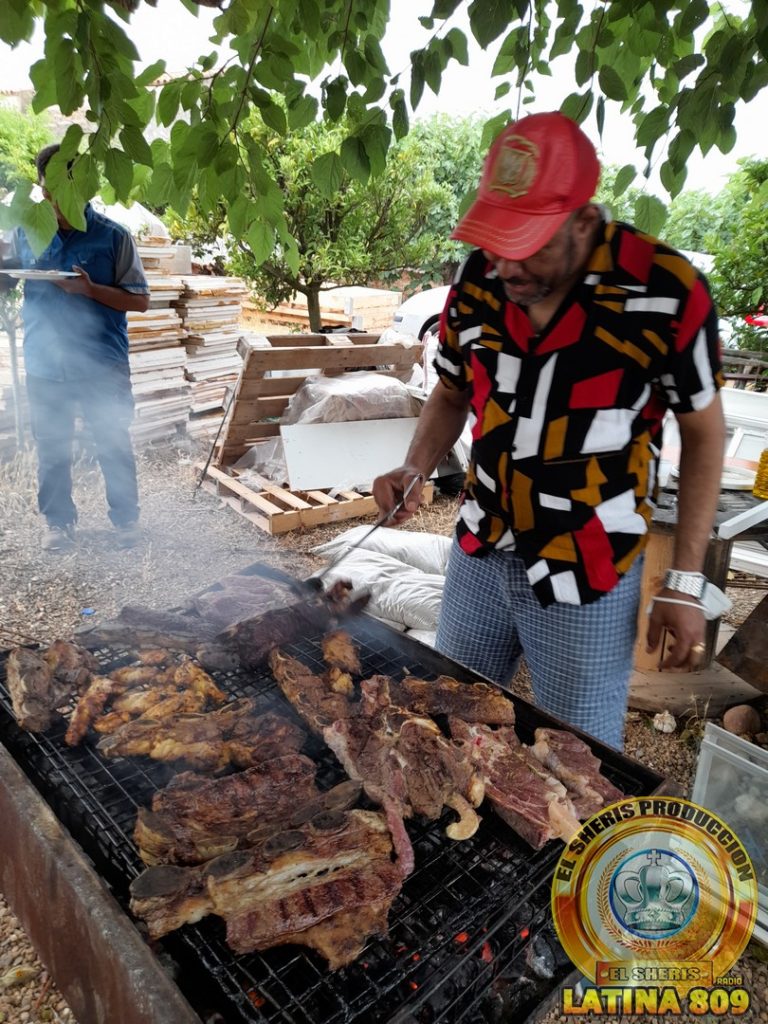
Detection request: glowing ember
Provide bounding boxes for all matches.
[454,931,470,944]
[481,941,493,963]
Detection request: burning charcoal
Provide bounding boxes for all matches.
[525,931,556,979]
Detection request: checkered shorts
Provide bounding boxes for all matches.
[435,539,643,749]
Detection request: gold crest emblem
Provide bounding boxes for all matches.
[489,135,539,197]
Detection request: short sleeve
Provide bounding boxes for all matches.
[660,272,722,413]
[115,231,150,294]
[433,257,472,391]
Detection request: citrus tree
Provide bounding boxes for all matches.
[1,0,766,258]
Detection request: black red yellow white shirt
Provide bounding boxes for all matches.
[435,220,723,606]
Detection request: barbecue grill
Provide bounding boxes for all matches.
[0,566,671,1024]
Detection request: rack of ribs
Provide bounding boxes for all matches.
[449,718,581,849]
[130,808,408,969]
[135,755,361,866]
[98,700,306,773]
[530,728,623,816]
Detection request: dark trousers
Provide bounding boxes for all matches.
[26,368,140,529]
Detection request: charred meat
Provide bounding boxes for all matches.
[392,675,515,724]
[130,809,409,969]
[7,642,97,732]
[222,580,369,667]
[135,754,318,864]
[269,649,354,733]
[450,718,581,849]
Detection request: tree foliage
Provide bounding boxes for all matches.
[0,108,52,192]
[221,115,455,330]
[0,0,766,256]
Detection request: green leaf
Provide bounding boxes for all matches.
[634,194,667,236]
[495,81,512,100]
[340,136,371,182]
[246,220,276,264]
[612,164,636,198]
[144,163,175,206]
[659,159,687,197]
[560,90,593,123]
[678,0,709,37]
[54,179,87,233]
[410,53,426,109]
[288,95,318,130]
[18,198,59,258]
[120,126,154,167]
[598,65,628,101]
[596,95,605,139]
[98,12,140,62]
[424,51,443,95]
[468,0,517,48]
[636,106,669,149]
[135,60,166,87]
[310,151,344,197]
[104,147,134,203]
[364,34,389,73]
[391,92,409,140]
[325,77,347,121]
[29,58,57,113]
[261,103,287,135]
[157,80,182,127]
[445,28,469,66]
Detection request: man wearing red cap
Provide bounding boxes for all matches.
[373,111,725,749]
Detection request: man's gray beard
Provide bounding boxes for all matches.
[503,281,552,305]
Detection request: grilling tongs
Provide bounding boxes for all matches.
[306,473,425,591]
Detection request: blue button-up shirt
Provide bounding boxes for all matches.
[12,204,149,381]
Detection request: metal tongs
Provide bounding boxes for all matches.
[307,473,424,590]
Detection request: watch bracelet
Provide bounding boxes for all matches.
[662,569,706,598]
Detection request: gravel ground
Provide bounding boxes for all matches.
[0,441,766,1022]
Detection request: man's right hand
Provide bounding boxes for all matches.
[372,466,426,525]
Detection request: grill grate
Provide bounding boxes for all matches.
[0,612,663,1024]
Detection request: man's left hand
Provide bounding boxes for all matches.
[646,589,706,670]
[53,265,93,296]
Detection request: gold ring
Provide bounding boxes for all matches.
[691,643,706,654]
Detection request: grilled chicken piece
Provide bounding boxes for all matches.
[269,650,353,733]
[531,728,623,817]
[65,676,121,746]
[98,701,305,772]
[322,631,362,675]
[94,686,179,735]
[110,665,167,687]
[324,676,484,850]
[327,666,354,696]
[130,809,409,968]
[172,659,227,703]
[135,648,173,667]
[392,675,515,724]
[449,718,581,848]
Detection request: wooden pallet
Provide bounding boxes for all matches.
[203,332,429,535]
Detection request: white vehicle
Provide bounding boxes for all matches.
[392,285,450,339]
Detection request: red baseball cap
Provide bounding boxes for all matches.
[451,112,601,261]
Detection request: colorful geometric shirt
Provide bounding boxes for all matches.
[434,220,723,607]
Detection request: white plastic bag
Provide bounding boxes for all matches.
[312,548,444,630]
[313,526,451,576]
[282,371,418,425]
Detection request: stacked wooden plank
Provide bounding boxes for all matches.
[127,239,192,443]
[176,277,248,428]
[243,285,402,332]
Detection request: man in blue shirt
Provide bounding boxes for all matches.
[0,144,151,551]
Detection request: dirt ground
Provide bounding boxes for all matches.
[0,440,766,1022]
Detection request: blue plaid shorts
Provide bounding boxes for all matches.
[435,539,643,750]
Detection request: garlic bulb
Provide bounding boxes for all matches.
[653,710,677,734]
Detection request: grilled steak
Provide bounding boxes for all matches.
[270,649,353,732]
[392,675,515,724]
[531,728,623,817]
[192,574,293,628]
[449,718,581,849]
[7,642,97,732]
[324,676,484,848]
[134,754,342,865]
[130,808,408,969]
[98,700,305,772]
[222,580,369,667]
